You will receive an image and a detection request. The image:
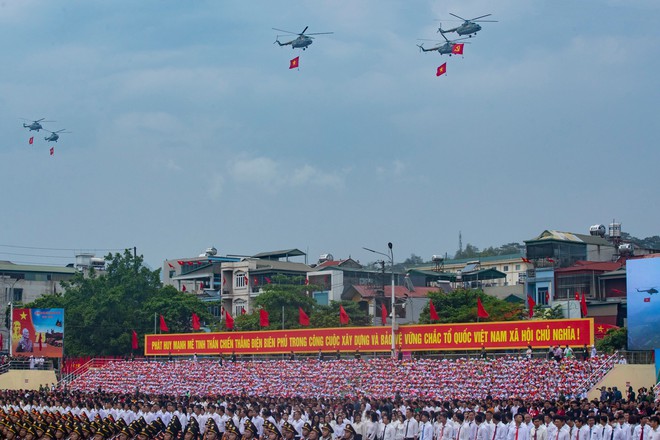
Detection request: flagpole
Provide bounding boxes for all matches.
[154,313,157,334]
[282,305,284,330]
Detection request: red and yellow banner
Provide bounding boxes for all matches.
[12,308,65,358]
[145,319,593,356]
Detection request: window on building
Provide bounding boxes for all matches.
[515,264,521,271]
[503,265,509,272]
[234,299,246,316]
[13,288,23,303]
[234,272,247,288]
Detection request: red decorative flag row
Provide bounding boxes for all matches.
[477,297,489,318]
[429,301,439,321]
[381,303,387,325]
[339,305,350,325]
[299,307,310,326]
[192,312,201,331]
[225,310,234,330]
[259,308,269,327]
[159,314,169,332]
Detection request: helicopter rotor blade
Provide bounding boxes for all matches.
[300,26,309,35]
[469,14,492,21]
[272,28,297,35]
[305,32,334,35]
[449,13,466,21]
[417,38,442,42]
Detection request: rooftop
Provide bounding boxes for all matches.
[252,249,306,260]
[525,230,613,246]
[0,261,77,275]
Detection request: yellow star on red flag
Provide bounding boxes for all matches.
[20,312,27,320]
[436,63,447,77]
[289,56,300,69]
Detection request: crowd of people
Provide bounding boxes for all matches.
[66,355,618,401]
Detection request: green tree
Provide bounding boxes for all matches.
[418,288,524,324]
[454,244,481,259]
[253,275,317,330]
[310,301,371,328]
[532,304,564,319]
[27,250,213,356]
[596,327,627,353]
[403,254,425,266]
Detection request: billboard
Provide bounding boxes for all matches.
[627,257,660,350]
[12,308,64,358]
[145,318,593,356]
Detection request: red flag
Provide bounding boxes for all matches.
[289,56,300,69]
[225,310,234,330]
[580,292,588,317]
[131,330,139,350]
[168,262,175,269]
[243,275,249,285]
[241,308,246,315]
[253,277,258,286]
[177,260,184,266]
[299,307,310,326]
[339,305,350,325]
[545,291,550,303]
[192,313,201,331]
[50,147,54,156]
[159,314,169,332]
[436,63,447,77]
[452,43,464,55]
[476,297,489,318]
[187,261,193,266]
[304,278,309,285]
[521,257,531,263]
[611,288,624,294]
[381,303,387,325]
[29,137,34,145]
[527,295,536,318]
[643,297,651,303]
[223,277,227,286]
[259,309,269,327]
[265,277,272,284]
[429,301,439,321]
[574,292,580,300]
[182,284,187,292]
[547,258,555,263]
[37,333,42,351]
[199,281,204,289]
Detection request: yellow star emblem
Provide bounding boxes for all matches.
[20,312,27,320]
[597,325,604,333]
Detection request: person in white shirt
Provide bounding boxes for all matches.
[507,414,529,440]
[570,419,584,440]
[403,409,419,440]
[648,417,660,440]
[633,417,651,440]
[530,417,548,440]
[477,415,491,440]
[419,412,434,440]
[437,413,455,440]
[585,416,603,440]
[381,414,397,440]
[552,417,569,440]
[366,413,378,440]
[493,414,508,440]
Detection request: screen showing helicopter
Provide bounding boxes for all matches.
[627,257,660,350]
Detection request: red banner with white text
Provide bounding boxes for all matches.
[144,319,593,356]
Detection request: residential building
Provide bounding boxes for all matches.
[164,248,311,317]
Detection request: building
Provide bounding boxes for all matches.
[0,261,77,351]
[163,248,312,317]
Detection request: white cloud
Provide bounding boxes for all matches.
[229,156,345,192]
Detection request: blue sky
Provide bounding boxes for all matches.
[0,0,658,269]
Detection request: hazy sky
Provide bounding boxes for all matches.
[1,0,658,269]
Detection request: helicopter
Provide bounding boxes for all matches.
[417,32,471,56]
[637,288,658,295]
[21,118,53,132]
[438,13,497,37]
[44,129,70,143]
[273,26,333,50]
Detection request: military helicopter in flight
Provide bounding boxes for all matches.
[637,287,658,295]
[44,129,70,143]
[417,32,471,56]
[273,26,333,50]
[21,118,54,132]
[438,13,497,37]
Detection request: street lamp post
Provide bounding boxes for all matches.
[363,243,396,358]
